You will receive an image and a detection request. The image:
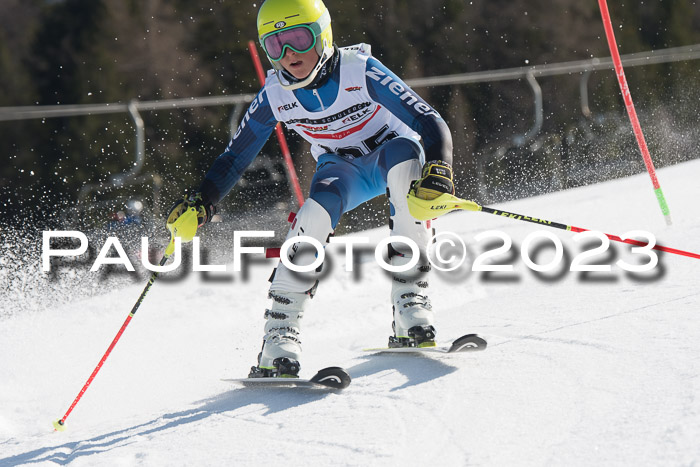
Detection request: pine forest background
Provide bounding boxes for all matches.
[1,0,700,236]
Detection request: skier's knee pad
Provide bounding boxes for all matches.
[386,159,431,253]
[270,198,333,294]
[308,182,345,228]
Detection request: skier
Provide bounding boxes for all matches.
[167,0,456,378]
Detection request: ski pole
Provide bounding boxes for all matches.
[53,253,170,432]
[53,207,200,431]
[407,193,700,260]
[598,0,672,226]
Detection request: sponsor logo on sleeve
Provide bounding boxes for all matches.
[365,66,441,119]
[231,92,266,141]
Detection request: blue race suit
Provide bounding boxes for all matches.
[199,51,452,228]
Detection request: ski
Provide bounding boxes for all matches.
[363,333,487,354]
[222,366,351,390]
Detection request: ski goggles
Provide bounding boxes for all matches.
[262,25,317,61]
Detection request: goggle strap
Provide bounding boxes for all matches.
[314,10,331,35]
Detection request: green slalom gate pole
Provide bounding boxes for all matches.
[598,0,672,226]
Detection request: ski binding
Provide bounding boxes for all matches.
[222,366,351,390]
[363,333,487,354]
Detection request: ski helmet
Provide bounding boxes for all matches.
[257,0,334,90]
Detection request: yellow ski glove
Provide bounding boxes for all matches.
[410,160,455,200]
[407,161,481,221]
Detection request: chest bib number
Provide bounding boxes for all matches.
[318,124,399,158]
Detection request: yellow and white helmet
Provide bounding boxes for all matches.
[257,0,334,90]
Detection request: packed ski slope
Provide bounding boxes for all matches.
[2,159,700,466]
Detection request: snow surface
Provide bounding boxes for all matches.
[1,160,700,466]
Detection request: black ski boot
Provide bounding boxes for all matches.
[388,324,436,348]
[248,356,301,378]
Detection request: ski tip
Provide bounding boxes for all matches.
[53,419,66,432]
[310,367,352,390]
[448,334,487,353]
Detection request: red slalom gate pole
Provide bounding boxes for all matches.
[248,40,305,208]
[598,0,672,226]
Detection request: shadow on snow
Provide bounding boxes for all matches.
[2,355,458,465]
